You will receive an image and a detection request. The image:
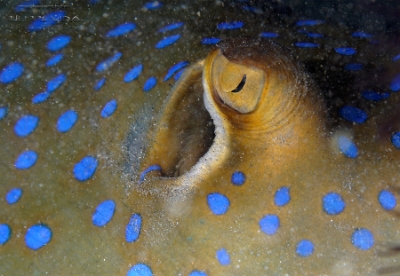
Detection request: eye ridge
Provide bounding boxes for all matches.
[231,74,246,93]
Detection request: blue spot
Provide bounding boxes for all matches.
[105,22,136,38]
[189,271,207,276]
[274,186,291,206]
[0,106,8,119]
[322,192,345,215]
[143,77,157,92]
[46,53,64,67]
[392,132,400,149]
[101,99,117,118]
[57,110,78,133]
[164,61,189,81]
[47,73,66,93]
[259,214,280,235]
[335,47,356,56]
[127,263,153,276]
[259,32,279,38]
[94,78,106,91]
[217,21,244,30]
[144,1,163,10]
[216,248,230,266]
[296,240,314,257]
[73,156,98,181]
[15,150,38,170]
[351,228,374,250]
[27,10,66,32]
[139,165,162,183]
[47,35,71,51]
[0,62,24,84]
[337,136,358,158]
[201,37,221,45]
[32,91,50,104]
[6,188,22,204]
[25,224,52,250]
[0,224,11,245]
[242,5,263,14]
[174,69,185,81]
[231,171,246,186]
[126,213,142,243]
[96,52,122,72]
[306,32,324,38]
[124,64,143,83]
[92,200,116,227]
[155,34,181,49]
[352,32,372,39]
[296,19,324,26]
[15,0,39,12]
[295,42,319,48]
[362,90,390,101]
[14,114,39,137]
[378,190,397,210]
[207,193,230,215]
[339,106,367,124]
[393,54,400,61]
[390,74,400,92]
[344,63,363,71]
[158,22,184,33]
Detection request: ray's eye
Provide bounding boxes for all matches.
[231,75,246,93]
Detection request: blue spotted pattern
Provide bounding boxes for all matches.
[335,47,356,56]
[73,156,98,181]
[47,35,71,51]
[144,1,163,10]
[189,271,207,276]
[47,74,66,93]
[105,22,136,38]
[322,192,345,215]
[390,74,400,92]
[344,63,363,71]
[27,11,66,32]
[217,21,244,30]
[92,200,116,227]
[0,224,11,245]
[216,248,231,266]
[207,193,230,215]
[139,165,161,183]
[231,171,246,186]
[158,22,184,33]
[352,32,372,39]
[378,190,397,211]
[201,37,221,45]
[295,19,324,26]
[25,224,52,250]
[57,110,78,133]
[15,150,38,170]
[0,106,8,119]
[362,90,390,101]
[174,69,185,81]
[15,0,39,12]
[274,186,290,206]
[164,61,189,81]
[296,240,314,257]
[155,34,181,49]
[94,78,106,91]
[101,99,117,118]
[5,188,22,204]
[259,214,280,235]
[337,136,358,158]
[143,77,157,92]
[126,213,142,243]
[0,62,24,84]
[46,53,64,67]
[392,132,400,149]
[124,64,143,83]
[96,52,122,72]
[32,91,50,104]
[339,106,367,124]
[127,263,153,276]
[14,115,39,137]
[351,228,374,250]
[295,42,319,48]
[260,32,279,38]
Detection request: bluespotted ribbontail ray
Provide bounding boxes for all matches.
[0,0,400,275]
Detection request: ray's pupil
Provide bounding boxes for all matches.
[231,74,246,93]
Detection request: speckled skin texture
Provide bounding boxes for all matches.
[0,0,400,275]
